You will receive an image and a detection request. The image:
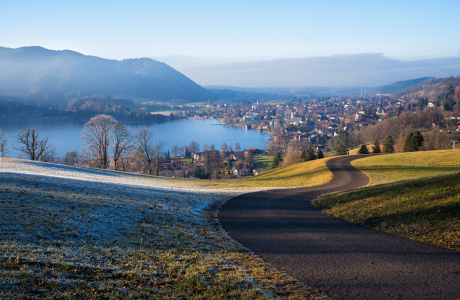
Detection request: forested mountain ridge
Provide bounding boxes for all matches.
[0,46,216,104]
[394,76,460,101]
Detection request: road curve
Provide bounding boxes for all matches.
[219,155,460,300]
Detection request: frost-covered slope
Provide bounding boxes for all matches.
[0,159,321,299]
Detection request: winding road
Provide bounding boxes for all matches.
[219,155,460,300]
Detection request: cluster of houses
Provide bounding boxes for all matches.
[192,147,265,176]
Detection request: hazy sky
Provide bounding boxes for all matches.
[2,0,460,61]
[1,0,460,86]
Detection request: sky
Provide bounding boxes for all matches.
[1,0,460,86]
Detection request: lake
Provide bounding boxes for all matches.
[0,119,271,158]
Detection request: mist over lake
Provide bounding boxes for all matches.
[0,119,271,158]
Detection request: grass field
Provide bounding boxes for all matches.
[252,155,273,169]
[227,158,333,188]
[351,149,460,185]
[314,173,460,251]
[0,160,326,299]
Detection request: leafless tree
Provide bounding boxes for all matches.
[202,144,208,152]
[64,151,78,165]
[209,143,215,151]
[172,145,178,157]
[111,122,134,171]
[0,129,8,157]
[282,149,302,167]
[13,127,56,162]
[221,142,228,152]
[235,142,241,151]
[81,114,115,169]
[135,125,156,175]
[229,145,233,152]
[188,141,200,154]
[179,146,185,156]
[154,140,166,176]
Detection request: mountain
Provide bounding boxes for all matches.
[172,54,460,87]
[0,46,216,104]
[370,77,435,95]
[393,76,460,100]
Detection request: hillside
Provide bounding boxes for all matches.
[315,172,460,251]
[370,77,434,95]
[0,159,323,299]
[0,46,216,104]
[394,76,460,100]
[352,150,460,185]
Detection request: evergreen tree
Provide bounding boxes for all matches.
[204,151,211,178]
[336,140,348,156]
[417,97,428,110]
[301,149,307,161]
[317,149,324,159]
[193,166,202,179]
[403,131,424,152]
[357,144,369,154]
[272,152,283,168]
[403,133,416,152]
[227,158,232,170]
[305,145,317,161]
[165,150,171,161]
[413,130,424,150]
[184,148,191,159]
[372,139,381,153]
[383,135,395,153]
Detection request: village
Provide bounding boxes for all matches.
[148,92,457,179]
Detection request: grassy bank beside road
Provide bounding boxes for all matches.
[224,157,333,188]
[314,173,460,251]
[351,149,460,185]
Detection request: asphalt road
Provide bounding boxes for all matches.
[219,155,460,300]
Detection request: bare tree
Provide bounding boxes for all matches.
[112,122,134,171]
[154,140,166,176]
[64,151,78,165]
[282,149,302,167]
[229,145,233,152]
[235,142,241,151]
[209,143,215,151]
[13,127,56,162]
[221,142,228,152]
[188,141,200,154]
[0,129,8,158]
[202,143,208,152]
[81,114,115,169]
[172,145,178,157]
[135,125,156,175]
[179,146,185,156]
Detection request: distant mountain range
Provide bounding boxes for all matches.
[0,46,216,104]
[206,77,438,98]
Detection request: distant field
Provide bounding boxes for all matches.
[314,173,460,251]
[252,155,273,169]
[0,159,324,299]
[352,150,460,185]
[229,158,333,188]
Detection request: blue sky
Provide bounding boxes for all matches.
[1,0,460,61]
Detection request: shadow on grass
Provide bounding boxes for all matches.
[317,172,460,208]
